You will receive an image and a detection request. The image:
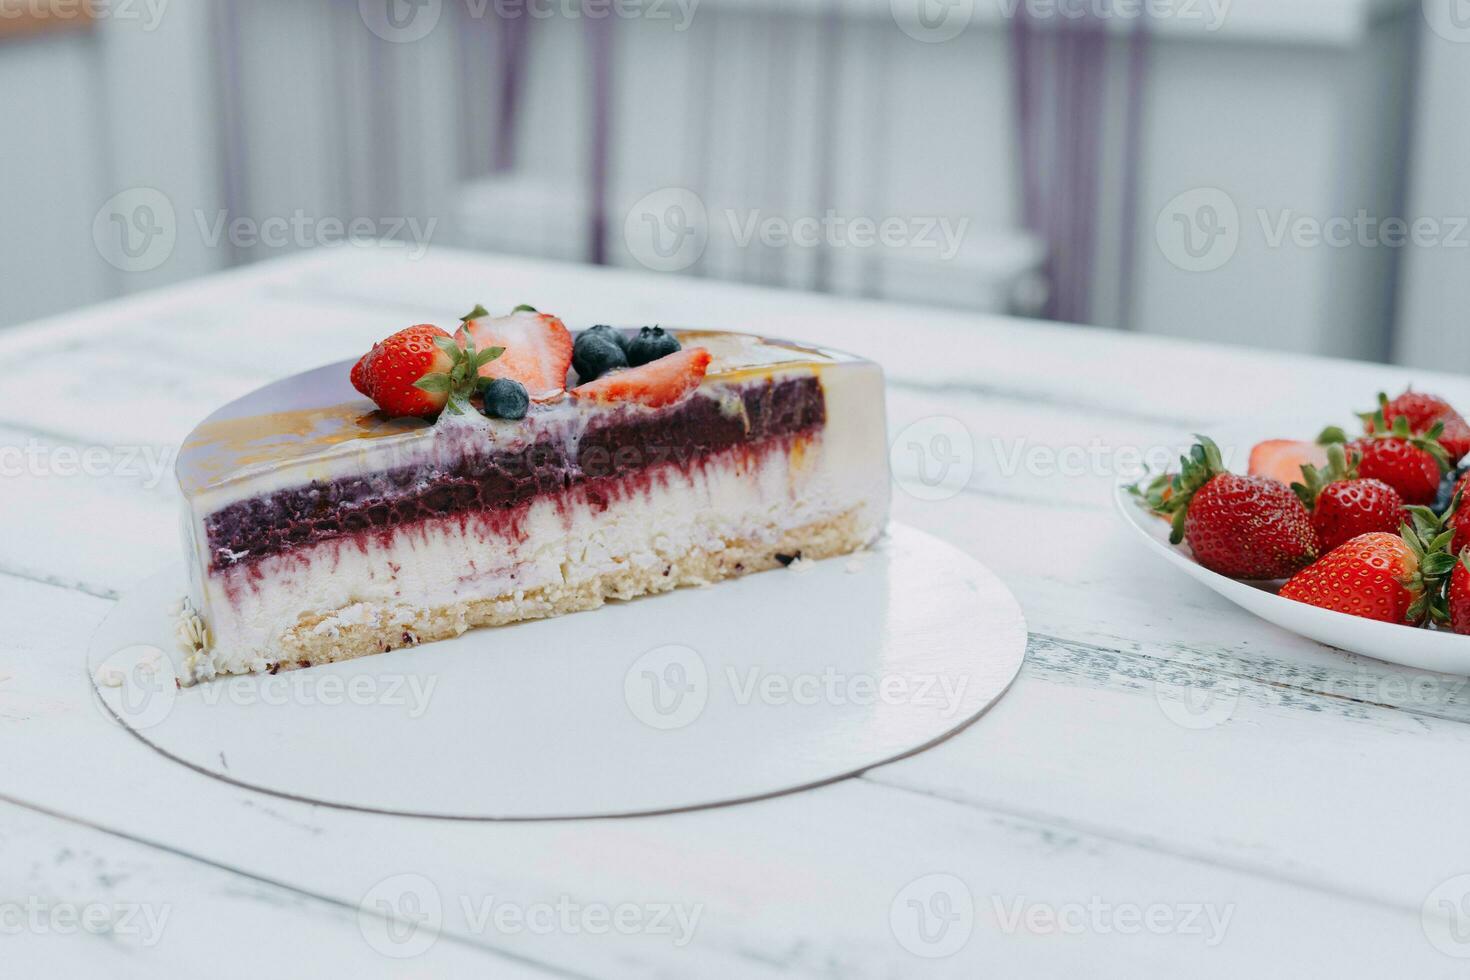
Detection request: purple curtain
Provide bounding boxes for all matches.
[1012,10,1149,325]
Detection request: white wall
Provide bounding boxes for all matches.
[0,0,1457,372]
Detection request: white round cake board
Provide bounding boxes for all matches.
[88,524,1026,819]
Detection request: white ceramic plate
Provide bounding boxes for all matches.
[1115,418,1470,675]
[89,524,1026,819]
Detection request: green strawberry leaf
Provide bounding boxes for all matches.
[461,304,490,323]
[413,374,452,394]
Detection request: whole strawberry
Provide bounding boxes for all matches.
[1291,443,1404,552]
[1450,473,1470,557]
[1152,437,1319,579]
[1346,436,1445,506]
[1449,552,1470,635]
[1365,390,1470,463]
[357,323,503,419]
[1279,504,1459,625]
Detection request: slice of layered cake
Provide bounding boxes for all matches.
[174,306,890,682]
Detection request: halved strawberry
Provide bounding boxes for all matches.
[570,347,713,408]
[1248,439,1328,488]
[457,306,573,402]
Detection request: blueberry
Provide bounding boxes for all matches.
[572,334,628,383]
[625,326,681,367]
[579,324,627,351]
[480,378,529,420]
[1436,464,1470,513]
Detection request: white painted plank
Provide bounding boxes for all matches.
[0,798,557,978]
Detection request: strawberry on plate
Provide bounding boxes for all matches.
[1365,390,1470,463]
[356,323,502,419]
[1450,551,1470,635]
[1345,434,1446,506]
[1362,390,1469,467]
[1248,439,1328,488]
[570,347,713,409]
[1278,499,1460,625]
[1451,473,1470,556]
[457,305,573,402]
[1290,443,1404,553]
[1278,532,1436,625]
[1150,436,1319,580]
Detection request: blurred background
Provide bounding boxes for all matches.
[2,0,1466,366]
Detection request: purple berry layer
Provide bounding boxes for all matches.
[203,376,825,571]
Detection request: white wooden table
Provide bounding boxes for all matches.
[6,246,1470,977]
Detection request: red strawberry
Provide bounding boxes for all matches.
[457,305,573,402]
[350,351,374,396]
[359,324,453,417]
[1151,437,1318,580]
[1348,436,1444,506]
[1308,479,1404,553]
[570,347,713,409]
[1290,443,1405,552]
[1449,553,1470,635]
[1364,390,1470,464]
[1248,439,1327,488]
[1279,532,1429,625]
[1440,416,1470,464]
[358,323,502,419]
[1451,473,1470,557]
[1367,390,1459,434]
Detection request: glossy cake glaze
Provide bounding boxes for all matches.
[176,329,890,681]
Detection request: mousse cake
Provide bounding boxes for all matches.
[174,307,890,682]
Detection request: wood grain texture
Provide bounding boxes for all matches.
[2,247,1468,975]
